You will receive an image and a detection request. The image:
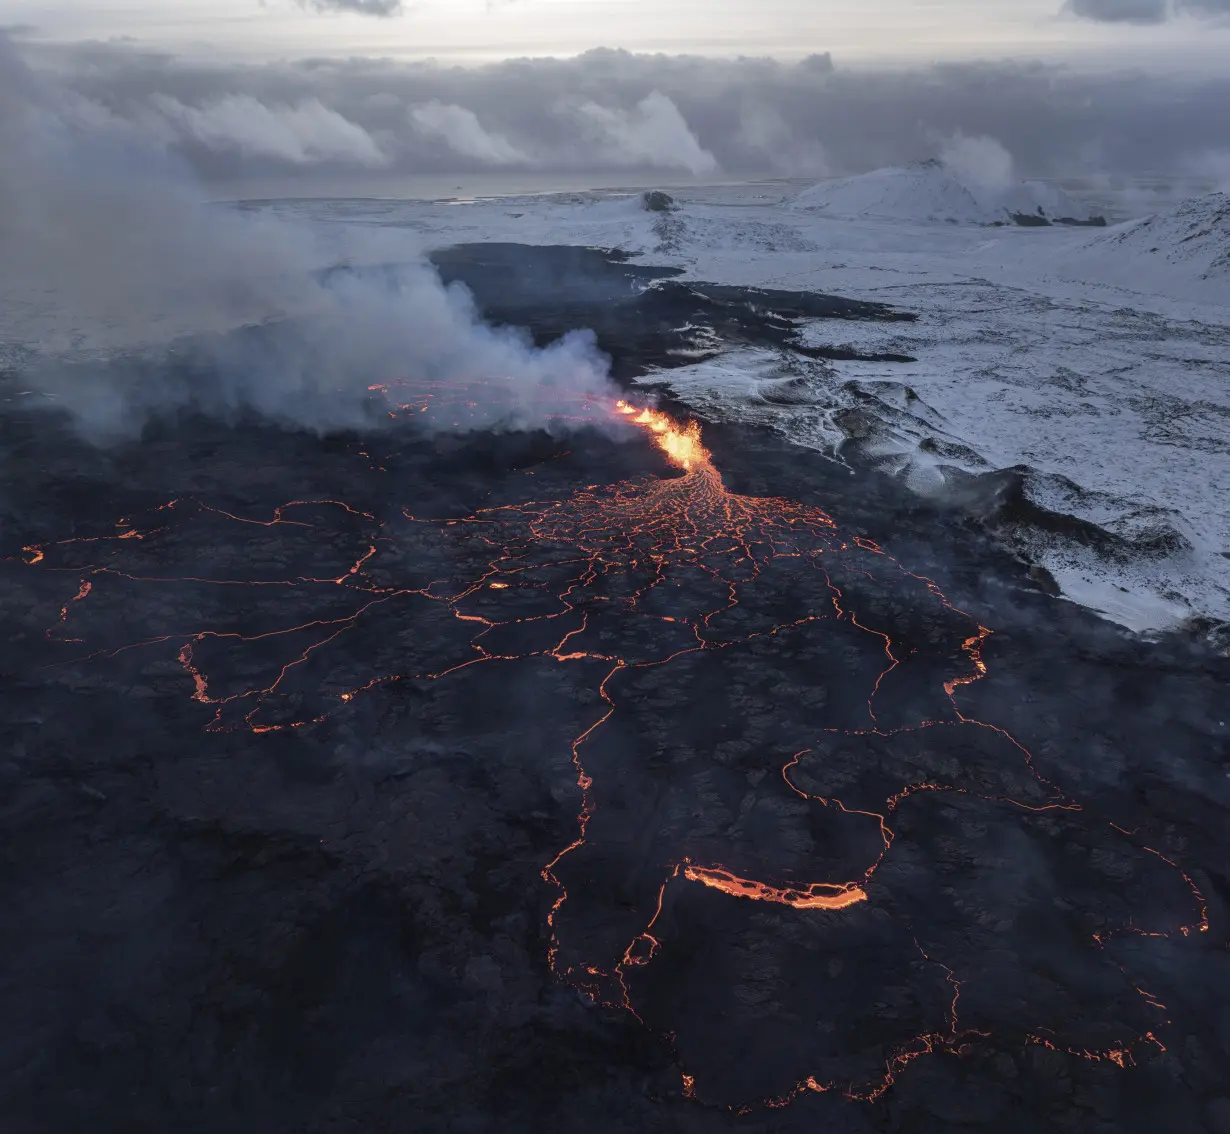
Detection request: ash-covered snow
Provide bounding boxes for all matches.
[333,182,1226,634]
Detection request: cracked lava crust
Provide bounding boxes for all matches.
[5,381,1223,1130]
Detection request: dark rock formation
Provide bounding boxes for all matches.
[642,191,677,213]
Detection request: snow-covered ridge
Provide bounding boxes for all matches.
[1023,191,1230,310]
[1073,192,1230,277]
[1096,192,1230,274]
[790,160,1103,227]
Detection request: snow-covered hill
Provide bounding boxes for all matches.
[791,160,1101,227]
[1097,192,1229,274]
[1046,192,1230,304]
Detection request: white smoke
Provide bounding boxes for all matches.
[0,39,613,440]
[571,91,718,176]
[737,102,830,177]
[150,94,390,167]
[938,133,1016,193]
[409,100,531,166]
[1187,148,1230,189]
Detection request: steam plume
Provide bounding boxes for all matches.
[0,38,612,440]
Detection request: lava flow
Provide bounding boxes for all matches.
[12,384,1210,1112]
[681,864,867,911]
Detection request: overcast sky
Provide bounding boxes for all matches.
[4,1,1229,187]
[5,0,1229,65]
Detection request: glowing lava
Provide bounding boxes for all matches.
[12,386,1211,1113]
[682,864,868,911]
[616,400,711,471]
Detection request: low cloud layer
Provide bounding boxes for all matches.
[1068,0,1168,21]
[296,0,404,15]
[1068,0,1230,19]
[11,42,1230,183]
[151,94,389,166]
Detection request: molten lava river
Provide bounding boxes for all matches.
[11,384,1213,1115]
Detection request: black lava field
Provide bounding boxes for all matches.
[1,246,1228,1134]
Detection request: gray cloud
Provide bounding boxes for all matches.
[17,43,1230,183]
[1067,0,1230,19]
[1067,0,1169,21]
[296,0,404,15]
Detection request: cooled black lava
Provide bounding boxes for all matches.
[0,248,1227,1134]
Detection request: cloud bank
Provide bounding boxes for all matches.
[296,0,404,15]
[15,43,1226,185]
[1067,0,1230,19]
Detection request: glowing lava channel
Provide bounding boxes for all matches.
[682,864,867,911]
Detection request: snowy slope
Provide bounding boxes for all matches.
[792,162,991,224]
[1091,192,1230,275]
[1041,192,1230,306]
[791,161,1098,227]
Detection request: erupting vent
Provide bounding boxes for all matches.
[615,400,711,471]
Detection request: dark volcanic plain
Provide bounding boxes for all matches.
[1,246,1228,1134]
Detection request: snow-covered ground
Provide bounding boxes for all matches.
[789,160,1102,227]
[7,176,1229,635]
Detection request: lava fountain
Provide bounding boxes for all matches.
[615,400,711,472]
